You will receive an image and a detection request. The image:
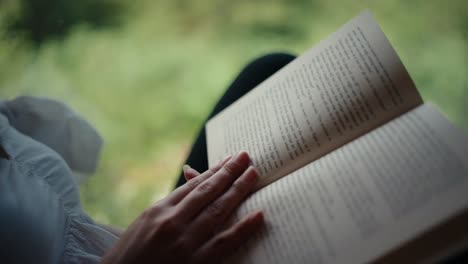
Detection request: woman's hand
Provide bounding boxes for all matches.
[101,152,264,264]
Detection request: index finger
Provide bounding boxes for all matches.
[175,151,251,220]
[166,155,232,205]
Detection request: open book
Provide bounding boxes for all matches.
[206,11,468,263]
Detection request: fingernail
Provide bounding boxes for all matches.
[182,164,190,173]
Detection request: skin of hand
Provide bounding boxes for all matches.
[100,151,264,264]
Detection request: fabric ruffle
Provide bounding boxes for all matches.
[62,214,118,264]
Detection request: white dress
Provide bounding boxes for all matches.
[0,96,118,264]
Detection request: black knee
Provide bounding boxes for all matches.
[239,52,296,87]
[244,52,296,73]
[225,52,296,98]
[209,52,296,118]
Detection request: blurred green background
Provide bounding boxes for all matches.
[0,0,467,227]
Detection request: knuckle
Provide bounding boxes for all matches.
[142,204,161,219]
[156,217,180,235]
[232,179,250,195]
[141,208,152,219]
[204,201,225,219]
[186,177,202,189]
[223,160,242,176]
[208,166,219,175]
[197,180,216,194]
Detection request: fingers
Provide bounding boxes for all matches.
[192,211,265,263]
[167,155,232,205]
[188,166,260,243]
[183,165,200,181]
[176,152,251,220]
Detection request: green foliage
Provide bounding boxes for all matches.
[5,0,123,44]
[0,0,467,227]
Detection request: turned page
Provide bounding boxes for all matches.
[227,104,468,264]
[206,11,422,188]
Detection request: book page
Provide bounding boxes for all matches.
[206,11,422,189]
[227,104,468,264]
